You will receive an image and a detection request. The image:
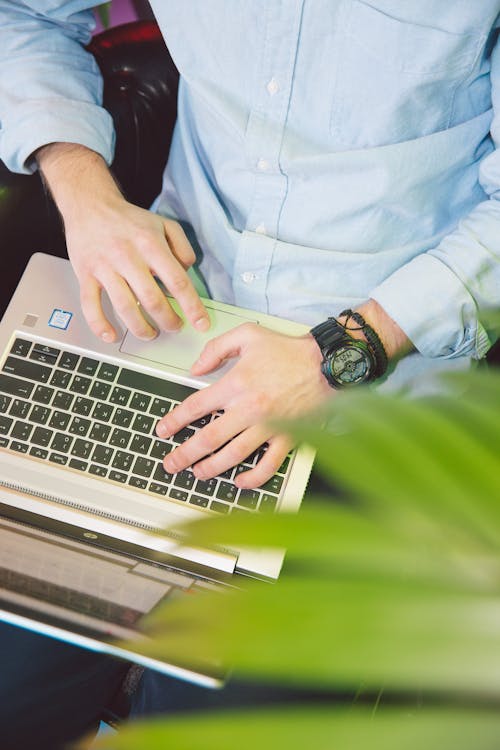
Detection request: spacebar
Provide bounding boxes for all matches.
[117,368,196,402]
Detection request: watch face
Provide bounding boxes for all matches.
[328,344,372,385]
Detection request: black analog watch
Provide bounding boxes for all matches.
[310,313,386,389]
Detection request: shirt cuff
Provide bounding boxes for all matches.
[0,98,115,175]
[370,253,491,360]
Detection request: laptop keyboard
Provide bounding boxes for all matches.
[0,337,291,515]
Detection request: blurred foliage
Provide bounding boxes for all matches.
[91,368,500,749]
[94,3,111,28]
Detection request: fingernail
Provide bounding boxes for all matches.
[156,423,168,438]
[141,330,158,341]
[101,331,114,343]
[195,317,210,332]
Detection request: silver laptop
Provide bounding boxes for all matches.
[0,253,314,687]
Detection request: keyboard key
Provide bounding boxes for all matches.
[260,475,283,495]
[30,349,58,365]
[0,395,11,413]
[70,375,92,394]
[91,444,114,465]
[10,338,32,358]
[0,416,13,435]
[130,392,151,411]
[69,458,88,472]
[110,387,131,406]
[9,399,30,418]
[216,481,238,503]
[0,436,8,448]
[58,352,79,370]
[118,368,195,402]
[33,385,54,404]
[78,357,99,376]
[150,439,172,460]
[195,478,218,497]
[112,451,134,471]
[149,398,171,418]
[153,463,174,485]
[174,470,195,491]
[192,414,212,429]
[237,489,260,510]
[172,427,195,444]
[109,428,131,449]
[0,374,34,399]
[48,411,71,430]
[277,455,291,474]
[0,374,35,398]
[132,456,155,478]
[69,416,91,437]
[111,408,133,428]
[30,446,48,460]
[49,452,68,466]
[71,439,93,459]
[109,470,127,484]
[72,397,93,416]
[3,356,51,383]
[210,500,230,514]
[189,494,209,508]
[260,494,278,513]
[92,402,113,422]
[29,405,51,425]
[130,434,152,454]
[50,369,72,389]
[52,391,74,410]
[31,427,53,447]
[149,482,168,495]
[89,464,107,477]
[11,421,33,441]
[97,363,119,381]
[90,380,111,400]
[34,343,60,359]
[231,507,250,516]
[89,423,111,442]
[11,441,29,453]
[51,432,73,453]
[129,476,148,490]
[131,413,154,435]
[168,488,188,502]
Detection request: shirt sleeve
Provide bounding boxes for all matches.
[0,0,115,174]
[370,34,500,361]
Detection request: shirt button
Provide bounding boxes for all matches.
[257,158,270,172]
[255,223,267,235]
[241,271,257,284]
[266,77,279,96]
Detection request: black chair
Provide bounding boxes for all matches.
[0,19,498,365]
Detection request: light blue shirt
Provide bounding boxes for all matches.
[1,1,500,387]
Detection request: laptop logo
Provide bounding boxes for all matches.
[48,309,73,330]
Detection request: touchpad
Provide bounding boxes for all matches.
[120,299,257,374]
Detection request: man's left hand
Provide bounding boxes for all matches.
[156,323,332,488]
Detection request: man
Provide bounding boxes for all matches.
[0,1,499,747]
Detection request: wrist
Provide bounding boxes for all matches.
[35,142,123,221]
[353,299,412,361]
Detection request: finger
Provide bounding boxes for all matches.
[163,219,196,269]
[152,252,210,333]
[101,272,158,341]
[191,328,246,376]
[162,411,247,474]
[128,271,183,332]
[79,277,117,343]
[156,384,226,439]
[192,424,271,481]
[234,434,292,489]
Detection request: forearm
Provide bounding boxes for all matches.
[354,298,413,362]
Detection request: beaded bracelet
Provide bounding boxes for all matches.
[338,309,388,379]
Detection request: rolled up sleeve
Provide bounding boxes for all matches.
[0,1,114,174]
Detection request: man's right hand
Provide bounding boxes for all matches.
[36,143,210,342]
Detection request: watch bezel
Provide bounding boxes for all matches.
[322,339,376,388]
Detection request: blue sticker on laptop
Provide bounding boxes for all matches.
[48,309,73,330]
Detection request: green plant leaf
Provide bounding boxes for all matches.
[89,706,500,750]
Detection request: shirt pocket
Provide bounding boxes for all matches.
[330,1,484,149]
